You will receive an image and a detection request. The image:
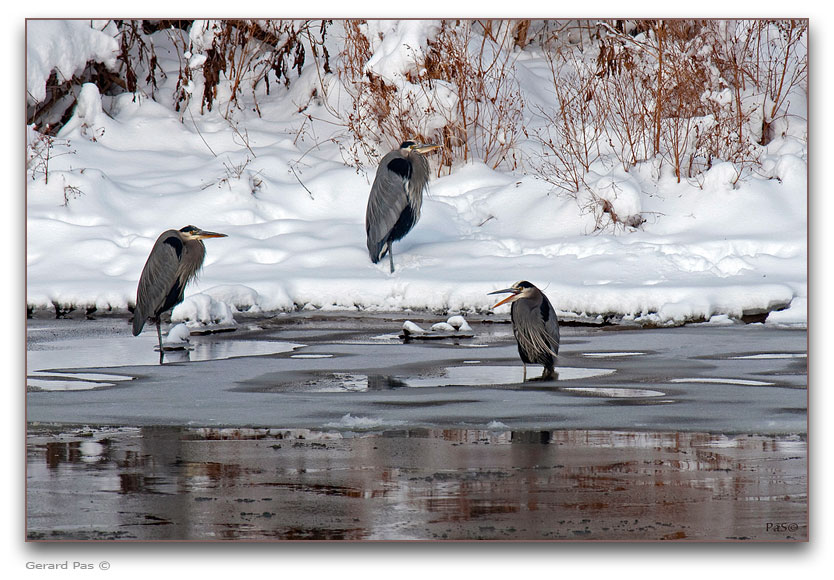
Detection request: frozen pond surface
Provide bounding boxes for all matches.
[26,314,807,434]
[26,313,807,541]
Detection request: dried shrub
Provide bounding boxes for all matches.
[27,18,806,198]
[26,130,75,185]
[756,20,807,145]
[595,32,655,170]
[422,20,526,170]
[532,40,606,194]
[537,18,807,191]
[115,20,165,97]
[336,20,526,172]
[337,20,416,166]
[594,20,712,180]
[657,21,713,182]
[175,20,331,118]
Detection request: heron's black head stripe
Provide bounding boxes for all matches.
[387,157,412,180]
[163,235,184,259]
[400,140,416,149]
[517,280,534,289]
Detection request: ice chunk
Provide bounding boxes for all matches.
[446,315,473,332]
[164,323,191,345]
[402,320,426,335]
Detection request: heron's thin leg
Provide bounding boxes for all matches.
[388,243,395,273]
[523,363,527,382]
[156,320,164,365]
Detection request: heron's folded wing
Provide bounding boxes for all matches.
[514,301,560,360]
[133,235,182,334]
[366,159,409,257]
[543,305,561,355]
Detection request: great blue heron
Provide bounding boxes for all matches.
[489,281,560,381]
[366,140,441,273]
[132,225,227,362]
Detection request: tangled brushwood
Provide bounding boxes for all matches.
[27,19,807,209]
[534,20,807,193]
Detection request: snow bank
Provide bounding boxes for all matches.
[25,21,807,329]
[27,20,118,105]
[172,293,237,331]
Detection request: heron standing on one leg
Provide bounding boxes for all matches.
[489,281,560,381]
[132,225,227,363]
[365,140,441,273]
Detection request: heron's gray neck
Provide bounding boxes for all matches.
[406,153,430,207]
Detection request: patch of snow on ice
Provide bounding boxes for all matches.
[402,321,426,335]
[324,413,406,431]
[447,315,473,332]
[163,323,191,345]
[766,297,806,327]
[172,293,237,329]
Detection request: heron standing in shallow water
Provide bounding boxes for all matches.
[132,225,227,363]
[489,281,560,381]
[365,140,441,273]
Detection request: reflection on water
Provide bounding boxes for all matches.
[562,387,666,398]
[312,365,616,392]
[670,377,774,386]
[730,353,807,360]
[27,335,303,375]
[154,339,301,364]
[403,365,615,387]
[582,352,646,358]
[27,426,807,541]
[27,371,134,391]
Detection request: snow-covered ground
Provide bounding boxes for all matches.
[25,20,807,328]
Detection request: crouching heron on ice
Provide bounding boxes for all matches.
[365,140,441,273]
[132,225,227,363]
[489,281,560,381]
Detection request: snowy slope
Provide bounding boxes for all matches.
[25,20,807,327]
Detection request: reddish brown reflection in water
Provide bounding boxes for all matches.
[27,427,806,541]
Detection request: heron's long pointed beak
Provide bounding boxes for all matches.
[488,288,521,308]
[414,143,441,154]
[193,230,227,240]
